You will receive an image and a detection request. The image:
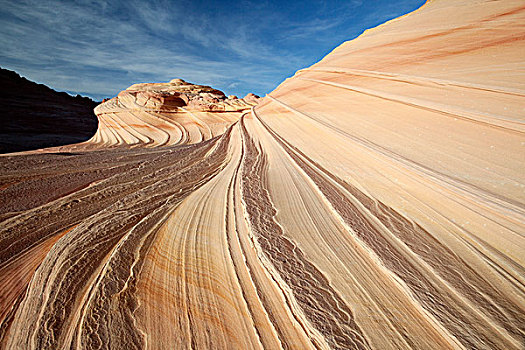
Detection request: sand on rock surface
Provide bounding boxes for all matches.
[0,0,524,349]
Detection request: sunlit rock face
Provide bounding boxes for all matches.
[242,92,261,105]
[90,79,258,148]
[0,1,524,349]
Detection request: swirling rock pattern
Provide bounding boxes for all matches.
[0,0,524,349]
[89,79,258,149]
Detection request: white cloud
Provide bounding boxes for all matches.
[0,0,424,99]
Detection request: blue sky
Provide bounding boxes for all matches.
[0,0,425,101]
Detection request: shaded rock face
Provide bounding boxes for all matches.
[130,91,187,109]
[0,68,98,153]
[1,1,524,350]
[90,79,259,148]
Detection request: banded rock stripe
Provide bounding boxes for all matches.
[0,0,524,349]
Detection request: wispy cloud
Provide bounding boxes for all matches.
[0,0,424,100]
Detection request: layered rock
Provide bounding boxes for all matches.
[250,1,525,348]
[90,79,258,148]
[0,1,524,349]
[243,92,261,105]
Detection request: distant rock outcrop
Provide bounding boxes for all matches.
[0,68,98,153]
[1,1,523,349]
[243,92,261,105]
[91,79,259,148]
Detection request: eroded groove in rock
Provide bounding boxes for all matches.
[0,134,232,348]
[255,112,523,348]
[1,0,524,349]
[240,118,371,350]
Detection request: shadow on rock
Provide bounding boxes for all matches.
[0,68,99,153]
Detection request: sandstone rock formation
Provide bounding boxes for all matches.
[90,79,257,148]
[243,92,261,105]
[0,68,98,153]
[0,0,524,349]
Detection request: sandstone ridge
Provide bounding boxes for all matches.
[0,1,523,349]
[90,79,260,148]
